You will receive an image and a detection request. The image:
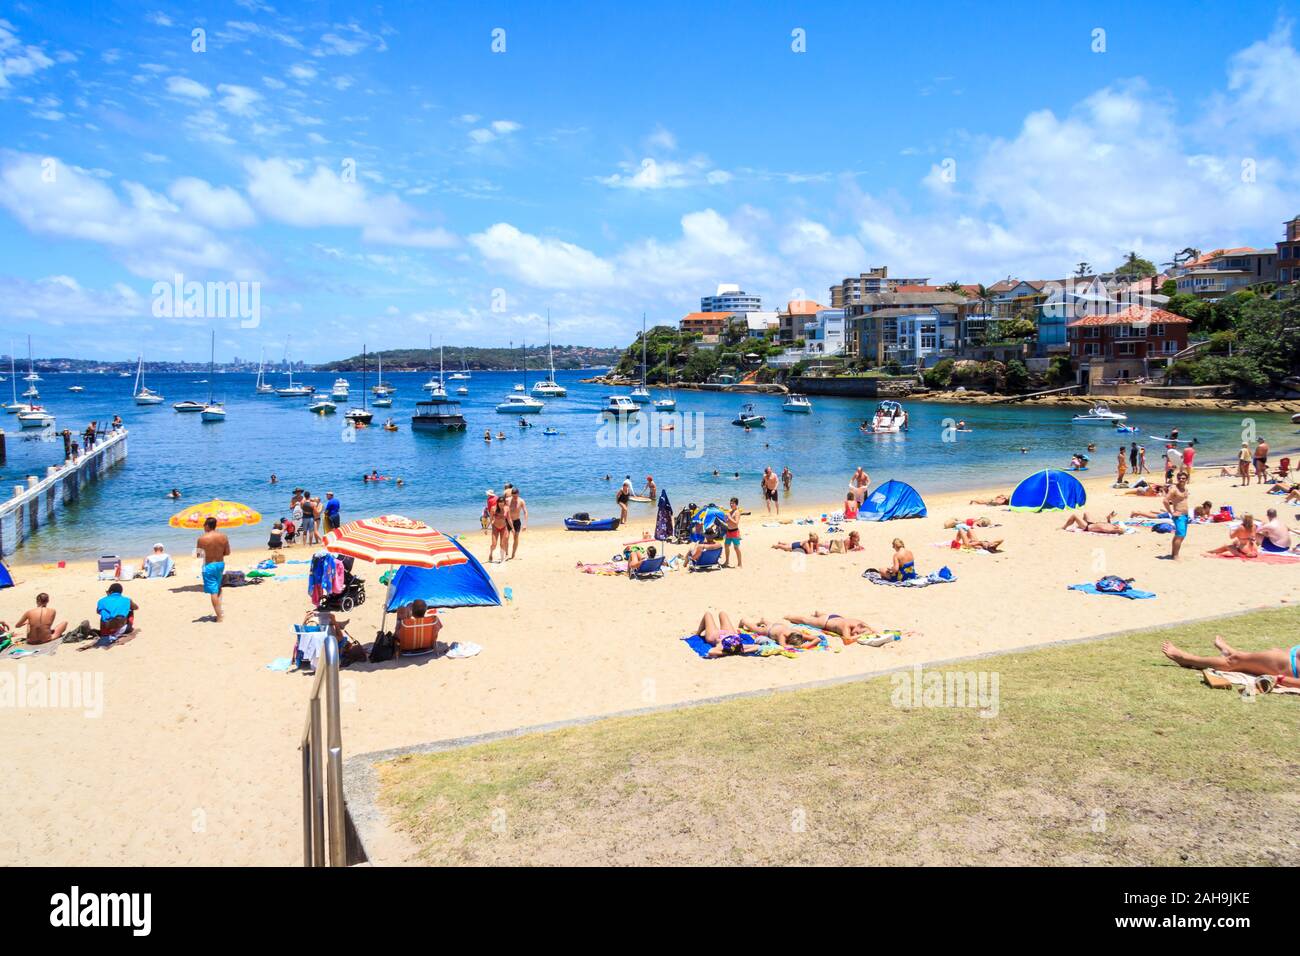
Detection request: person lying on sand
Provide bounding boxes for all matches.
[1129,508,1171,519]
[771,532,819,553]
[1062,512,1125,534]
[953,526,1003,552]
[1162,635,1300,689]
[1206,514,1259,558]
[826,530,863,553]
[13,593,67,646]
[737,615,815,649]
[1128,482,1167,497]
[783,611,877,644]
[694,611,761,658]
[969,495,1008,506]
[945,517,993,529]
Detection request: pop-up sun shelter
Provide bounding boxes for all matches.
[1010,469,1086,512]
[859,480,927,521]
[384,536,501,611]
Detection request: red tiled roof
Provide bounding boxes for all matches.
[680,311,732,323]
[784,299,825,315]
[1067,305,1191,327]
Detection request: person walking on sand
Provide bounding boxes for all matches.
[1164,470,1190,560]
[723,496,743,568]
[1254,437,1269,484]
[781,466,793,498]
[507,486,528,560]
[197,516,231,622]
[761,467,779,515]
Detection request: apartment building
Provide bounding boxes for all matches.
[829,267,931,308]
[777,299,825,344]
[1174,248,1276,300]
[700,283,762,313]
[1066,305,1191,385]
[1275,215,1300,287]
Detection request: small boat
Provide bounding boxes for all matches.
[512,383,525,393]
[330,377,350,400]
[383,419,399,432]
[602,395,640,418]
[542,426,559,436]
[372,395,393,408]
[277,382,312,397]
[564,516,621,531]
[731,403,766,427]
[1072,403,1127,424]
[255,350,274,394]
[860,400,907,434]
[68,385,85,393]
[411,398,467,431]
[173,400,205,413]
[344,344,374,424]
[372,354,394,396]
[652,397,676,411]
[531,311,568,397]
[22,384,40,399]
[1114,424,1140,434]
[18,407,53,429]
[782,393,813,413]
[132,353,164,404]
[4,351,26,413]
[456,386,469,396]
[199,332,225,422]
[630,313,651,403]
[308,399,337,414]
[496,393,544,414]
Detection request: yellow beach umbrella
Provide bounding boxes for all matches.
[168,499,262,530]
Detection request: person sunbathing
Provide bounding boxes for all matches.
[969,495,1008,506]
[1129,508,1171,519]
[1161,635,1300,689]
[737,615,815,649]
[945,517,992,529]
[626,545,659,577]
[13,593,67,646]
[876,538,916,580]
[953,526,1003,552]
[687,535,723,563]
[1062,512,1124,534]
[771,532,819,553]
[694,610,760,658]
[784,611,876,644]
[826,530,863,553]
[1207,515,1259,558]
[1128,483,1166,497]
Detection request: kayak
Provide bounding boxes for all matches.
[565,517,622,531]
[1148,434,1196,444]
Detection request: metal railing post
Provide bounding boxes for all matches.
[301,619,350,866]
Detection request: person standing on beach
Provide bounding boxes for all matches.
[1181,443,1195,478]
[781,467,793,498]
[1164,471,1190,560]
[1137,445,1148,475]
[761,467,779,515]
[1236,443,1252,487]
[197,516,231,622]
[1116,447,1127,484]
[1254,438,1269,484]
[616,481,630,525]
[508,487,528,559]
[723,496,743,568]
[1128,443,1137,474]
[323,491,341,535]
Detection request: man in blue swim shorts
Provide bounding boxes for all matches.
[1163,471,1190,559]
[196,516,231,623]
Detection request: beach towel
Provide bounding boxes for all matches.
[682,634,757,659]
[444,641,482,659]
[1202,669,1300,696]
[1067,583,1156,599]
[863,568,954,587]
[1208,551,1300,564]
[1065,525,1138,536]
[576,560,628,575]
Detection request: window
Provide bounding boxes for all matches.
[1117,342,1135,356]
[1150,323,1165,337]
[1084,326,1100,338]
[1084,343,1101,356]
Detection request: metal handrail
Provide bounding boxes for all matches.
[301,628,348,866]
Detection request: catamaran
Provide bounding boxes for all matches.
[531,311,567,398]
[344,346,374,425]
[200,332,226,422]
[630,314,651,403]
[133,354,164,405]
[497,340,544,414]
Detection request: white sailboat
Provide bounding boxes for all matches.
[497,340,544,413]
[372,352,395,396]
[448,354,471,381]
[277,338,312,397]
[200,332,226,422]
[630,314,651,403]
[255,349,274,394]
[531,311,567,398]
[421,335,447,397]
[344,346,373,425]
[133,354,164,405]
[6,348,33,414]
[21,337,42,401]
[653,329,678,412]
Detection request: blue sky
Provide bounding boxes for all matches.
[2,0,1299,361]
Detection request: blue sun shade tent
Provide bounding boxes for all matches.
[384,536,501,610]
[860,480,927,521]
[1010,469,1086,512]
[0,562,12,589]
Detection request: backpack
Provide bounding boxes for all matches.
[572,512,591,522]
[1095,575,1134,593]
[369,629,396,663]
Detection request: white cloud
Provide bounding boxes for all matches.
[467,119,522,145]
[0,274,147,325]
[216,82,261,116]
[1210,20,1300,138]
[146,12,173,27]
[168,177,256,228]
[243,157,457,248]
[599,155,728,190]
[165,75,210,99]
[0,18,55,90]
[469,223,617,289]
[288,63,317,82]
[314,23,387,57]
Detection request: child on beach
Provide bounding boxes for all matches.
[723,497,742,568]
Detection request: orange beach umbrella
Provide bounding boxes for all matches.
[323,514,468,569]
[168,499,262,530]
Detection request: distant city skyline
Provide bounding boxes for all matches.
[2,1,1299,360]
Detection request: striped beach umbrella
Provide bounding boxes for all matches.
[168,499,262,529]
[323,514,468,569]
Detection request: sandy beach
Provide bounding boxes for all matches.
[2,465,1297,866]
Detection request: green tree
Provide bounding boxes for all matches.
[1114,251,1157,279]
[923,358,954,389]
[1160,279,1177,297]
[1004,359,1029,393]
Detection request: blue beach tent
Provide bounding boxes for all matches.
[0,562,12,589]
[860,480,928,521]
[384,536,501,610]
[1010,469,1086,512]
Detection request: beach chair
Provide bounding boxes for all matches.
[686,548,723,572]
[97,555,120,581]
[630,555,666,579]
[1277,457,1291,479]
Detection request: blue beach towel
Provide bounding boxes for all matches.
[1067,583,1156,600]
[681,634,756,659]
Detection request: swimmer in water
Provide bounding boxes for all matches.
[484,430,492,442]
[167,488,182,499]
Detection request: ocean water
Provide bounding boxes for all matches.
[2,369,1295,562]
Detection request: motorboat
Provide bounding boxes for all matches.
[652,397,676,411]
[456,386,469,396]
[860,400,907,434]
[782,393,813,413]
[330,377,350,400]
[531,311,567,397]
[411,398,467,432]
[172,400,205,413]
[512,383,525,393]
[372,394,393,408]
[731,403,766,427]
[602,395,641,418]
[343,344,375,424]
[68,385,85,393]
[1072,403,1128,424]
[496,393,544,415]
[308,399,337,414]
[18,407,53,429]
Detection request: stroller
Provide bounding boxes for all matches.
[317,554,367,612]
[671,504,697,545]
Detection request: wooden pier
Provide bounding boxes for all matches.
[0,427,129,557]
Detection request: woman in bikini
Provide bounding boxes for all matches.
[487,498,510,563]
[783,611,875,644]
[827,530,862,553]
[1162,635,1300,688]
[952,526,1003,552]
[695,611,762,658]
[1061,512,1124,534]
[1207,514,1258,558]
[771,532,819,553]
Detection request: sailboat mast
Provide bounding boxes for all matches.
[641,313,647,386]
[547,309,555,381]
[208,332,215,404]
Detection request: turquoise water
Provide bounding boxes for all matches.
[3,369,1296,562]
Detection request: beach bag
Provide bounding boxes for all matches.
[572,512,591,522]
[1152,522,1175,533]
[221,570,249,588]
[369,629,396,663]
[1095,575,1134,593]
